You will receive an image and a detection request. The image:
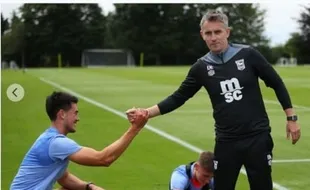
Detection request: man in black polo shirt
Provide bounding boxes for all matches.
[126,10,301,190]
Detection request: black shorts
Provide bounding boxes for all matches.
[213,131,274,190]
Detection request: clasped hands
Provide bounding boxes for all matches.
[126,107,149,128]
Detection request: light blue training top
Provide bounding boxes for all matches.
[170,164,214,190]
[10,127,82,190]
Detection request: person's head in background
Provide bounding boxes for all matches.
[193,151,215,186]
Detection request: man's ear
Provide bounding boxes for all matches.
[58,109,66,119]
[194,162,199,170]
[200,29,205,40]
[226,27,231,38]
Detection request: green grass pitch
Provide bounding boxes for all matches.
[2,66,310,190]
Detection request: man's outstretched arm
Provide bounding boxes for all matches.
[68,110,148,167]
[69,124,143,166]
[126,62,203,121]
[50,110,148,167]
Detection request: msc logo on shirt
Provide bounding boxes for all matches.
[220,78,243,103]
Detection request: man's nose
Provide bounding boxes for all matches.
[210,33,217,41]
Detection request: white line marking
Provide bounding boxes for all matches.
[263,100,310,111]
[272,159,310,163]
[40,77,289,190]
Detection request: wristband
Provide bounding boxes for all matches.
[86,182,94,190]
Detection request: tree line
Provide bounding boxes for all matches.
[1,3,310,67]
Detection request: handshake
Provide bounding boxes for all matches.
[126,107,150,129]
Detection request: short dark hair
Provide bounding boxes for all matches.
[45,91,78,121]
[198,151,215,173]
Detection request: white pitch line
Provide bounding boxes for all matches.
[272,159,310,163]
[263,99,310,111]
[40,77,289,190]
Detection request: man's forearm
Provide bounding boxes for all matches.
[273,82,292,111]
[146,105,161,118]
[152,65,202,116]
[284,108,295,117]
[99,126,140,166]
[58,171,88,190]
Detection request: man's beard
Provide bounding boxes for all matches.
[65,123,76,133]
